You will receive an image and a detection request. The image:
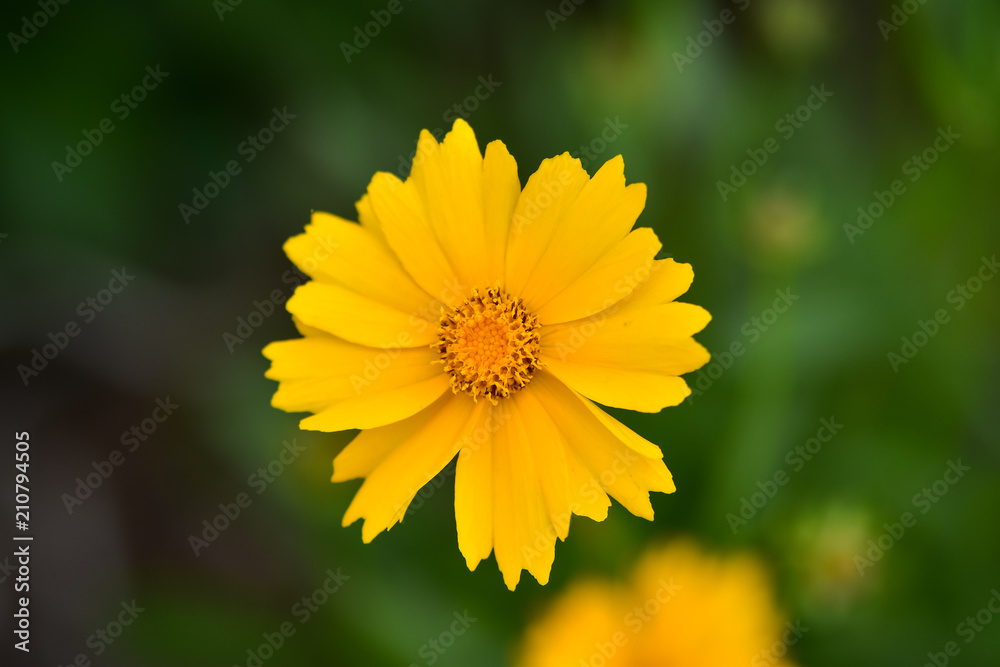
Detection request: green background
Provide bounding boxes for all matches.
[2,0,999,665]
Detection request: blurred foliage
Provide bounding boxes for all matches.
[1,0,999,665]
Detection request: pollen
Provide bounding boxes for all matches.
[435,287,542,404]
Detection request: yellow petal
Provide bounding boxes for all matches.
[332,435,396,484]
[354,193,386,242]
[300,374,449,432]
[292,315,332,340]
[454,403,499,571]
[535,227,661,325]
[529,371,675,520]
[517,156,647,311]
[409,119,494,289]
[564,443,611,522]
[543,301,711,370]
[492,398,557,589]
[333,393,452,482]
[481,139,521,285]
[342,393,480,543]
[263,336,445,429]
[514,388,571,540]
[614,257,695,311]
[540,361,692,413]
[579,394,663,459]
[366,171,462,306]
[458,393,572,583]
[505,153,590,299]
[283,211,434,315]
[491,405,524,590]
[539,302,711,411]
[286,281,438,348]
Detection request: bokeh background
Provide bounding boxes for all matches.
[2,0,999,665]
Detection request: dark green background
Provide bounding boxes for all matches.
[2,0,999,665]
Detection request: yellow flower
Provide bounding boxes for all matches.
[517,541,800,667]
[263,119,711,589]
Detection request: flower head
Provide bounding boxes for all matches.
[517,541,799,667]
[263,119,711,589]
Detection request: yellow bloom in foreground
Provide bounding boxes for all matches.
[263,119,711,589]
[518,541,800,667]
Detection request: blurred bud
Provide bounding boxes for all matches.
[757,0,833,61]
[746,186,824,269]
[787,505,875,614]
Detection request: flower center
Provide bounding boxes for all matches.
[435,287,541,404]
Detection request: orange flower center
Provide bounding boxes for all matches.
[435,287,541,404]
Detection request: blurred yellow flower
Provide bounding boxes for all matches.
[263,119,710,589]
[518,541,801,667]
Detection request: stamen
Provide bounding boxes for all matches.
[435,287,542,404]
